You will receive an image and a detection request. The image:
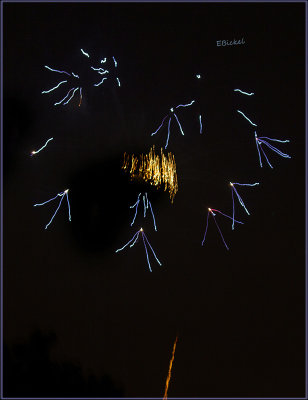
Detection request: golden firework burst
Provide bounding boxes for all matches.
[122,146,178,203]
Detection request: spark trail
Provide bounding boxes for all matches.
[90,67,109,74]
[44,66,71,76]
[34,189,71,229]
[234,89,254,96]
[230,182,259,230]
[43,65,81,107]
[237,109,257,126]
[163,336,178,400]
[130,193,157,231]
[94,77,108,87]
[115,228,162,272]
[30,137,54,156]
[42,49,120,107]
[91,55,120,87]
[254,132,291,168]
[80,48,90,58]
[194,74,205,134]
[41,81,67,94]
[201,208,243,250]
[151,100,195,149]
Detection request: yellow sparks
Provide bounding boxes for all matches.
[122,146,178,203]
[163,336,178,400]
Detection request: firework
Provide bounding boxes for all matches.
[34,189,71,229]
[30,137,54,156]
[202,207,243,250]
[130,192,157,231]
[151,100,195,149]
[42,49,120,107]
[163,336,178,400]
[237,109,257,126]
[229,182,259,230]
[254,132,291,168]
[115,228,162,272]
[122,146,178,203]
[234,88,254,96]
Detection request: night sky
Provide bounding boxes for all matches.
[3,1,306,399]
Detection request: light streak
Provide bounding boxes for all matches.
[97,70,109,75]
[63,87,79,105]
[34,189,71,229]
[131,231,140,247]
[151,100,195,149]
[165,117,171,149]
[130,193,141,226]
[175,100,195,109]
[237,109,257,126]
[143,194,147,217]
[122,146,178,203]
[41,80,67,94]
[54,87,76,105]
[78,88,82,107]
[201,207,243,250]
[130,193,157,231]
[80,48,90,58]
[163,336,178,400]
[44,65,71,76]
[230,182,259,230]
[151,116,168,136]
[43,49,118,107]
[148,202,157,231]
[254,132,291,168]
[43,67,81,107]
[173,113,184,136]
[91,67,109,75]
[115,228,162,272]
[94,78,108,87]
[234,89,254,96]
[92,57,119,87]
[199,114,203,134]
[31,137,54,156]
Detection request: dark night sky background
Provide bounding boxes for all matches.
[3,1,306,399]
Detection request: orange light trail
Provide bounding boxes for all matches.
[163,336,178,400]
[122,146,178,203]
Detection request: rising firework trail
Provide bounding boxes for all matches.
[163,336,178,400]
